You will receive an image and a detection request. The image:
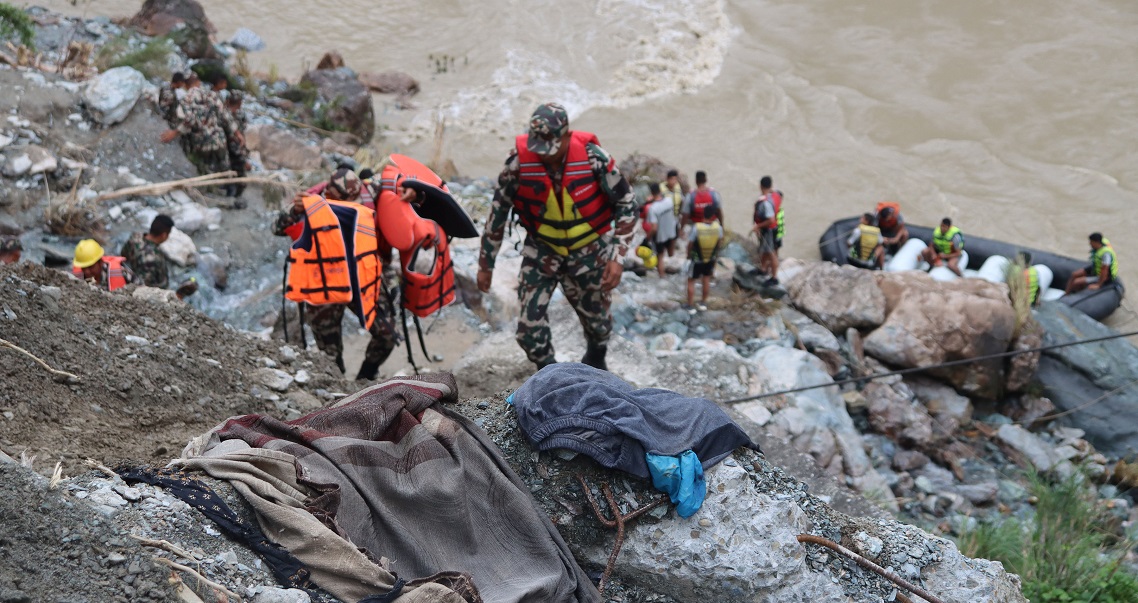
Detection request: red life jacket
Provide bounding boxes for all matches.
[876,201,901,230]
[73,256,128,291]
[768,190,783,216]
[513,131,613,254]
[401,221,456,318]
[691,189,716,223]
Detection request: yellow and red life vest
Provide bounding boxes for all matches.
[73,256,128,291]
[512,131,614,256]
[285,195,382,330]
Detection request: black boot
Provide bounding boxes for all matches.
[356,359,380,381]
[535,357,557,370]
[581,341,608,371]
[334,353,346,374]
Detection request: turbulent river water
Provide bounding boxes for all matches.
[38,0,1138,327]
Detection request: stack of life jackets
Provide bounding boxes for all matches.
[285,196,382,329]
[511,131,614,257]
[72,256,128,291]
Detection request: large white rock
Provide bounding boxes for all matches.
[257,368,294,393]
[170,202,222,234]
[785,262,885,332]
[748,346,896,511]
[583,462,847,603]
[83,67,147,125]
[996,424,1058,472]
[159,227,197,266]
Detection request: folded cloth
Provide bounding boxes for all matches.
[511,363,758,479]
[180,373,600,603]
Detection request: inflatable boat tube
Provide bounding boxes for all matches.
[819,216,1124,321]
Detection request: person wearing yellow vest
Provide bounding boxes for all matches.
[920,217,965,277]
[1065,232,1120,294]
[687,217,724,312]
[752,175,784,286]
[273,167,399,380]
[846,213,884,269]
[661,169,685,219]
[476,102,637,371]
[72,239,133,291]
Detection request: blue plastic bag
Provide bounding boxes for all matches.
[647,450,706,518]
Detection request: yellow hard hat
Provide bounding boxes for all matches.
[73,239,105,268]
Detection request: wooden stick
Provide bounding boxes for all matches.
[83,458,118,479]
[96,174,291,202]
[0,338,80,381]
[152,557,242,602]
[132,536,198,563]
[94,172,237,201]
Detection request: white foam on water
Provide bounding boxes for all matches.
[409,0,734,139]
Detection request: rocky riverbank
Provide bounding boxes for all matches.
[2,3,1138,602]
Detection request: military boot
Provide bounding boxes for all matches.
[334,353,346,374]
[581,341,608,371]
[356,359,380,381]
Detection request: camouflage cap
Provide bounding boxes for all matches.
[0,238,21,253]
[526,102,570,156]
[328,167,361,201]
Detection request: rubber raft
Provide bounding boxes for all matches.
[818,216,1125,321]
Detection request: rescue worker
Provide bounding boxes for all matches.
[876,202,909,255]
[159,73,228,176]
[682,171,722,227]
[920,217,965,277]
[222,91,250,200]
[644,182,680,276]
[687,215,724,312]
[846,212,884,269]
[273,167,399,380]
[358,168,376,208]
[1066,232,1120,294]
[119,215,199,299]
[157,72,187,127]
[752,175,784,286]
[73,239,133,291]
[661,169,685,218]
[1020,252,1041,306]
[476,102,637,371]
[0,238,21,264]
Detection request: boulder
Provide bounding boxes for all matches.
[358,71,420,96]
[996,424,1060,473]
[130,0,219,59]
[168,202,221,234]
[83,67,147,125]
[907,377,974,433]
[785,262,885,332]
[257,368,294,393]
[863,380,936,448]
[315,51,345,70]
[749,346,896,510]
[245,125,323,171]
[299,67,374,143]
[1032,301,1138,457]
[228,28,265,52]
[159,227,197,266]
[132,286,178,304]
[864,272,1016,400]
[1005,323,1042,393]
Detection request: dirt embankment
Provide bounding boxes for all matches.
[0,263,350,472]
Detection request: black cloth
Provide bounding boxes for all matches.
[510,363,758,478]
[117,466,312,590]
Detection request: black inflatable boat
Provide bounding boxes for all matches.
[819,216,1125,321]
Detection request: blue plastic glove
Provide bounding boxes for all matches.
[647,450,706,518]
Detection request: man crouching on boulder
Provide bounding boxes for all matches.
[476,102,637,372]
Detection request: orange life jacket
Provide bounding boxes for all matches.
[73,256,128,291]
[401,221,456,318]
[876,201,901,230]
[512,131,613,252]
[285,196,382,329]
[691,189,716,223]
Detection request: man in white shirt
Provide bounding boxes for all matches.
[645,183,679,277]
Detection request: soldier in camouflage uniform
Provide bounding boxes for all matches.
[222,91,250,199]
[157,72,187,127]
[273,168,399,379]
[160,73,229,176]
[120,214,199,299]
[477,103,637,371]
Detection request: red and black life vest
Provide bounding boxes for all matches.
[513,130,613,255]
[691,189,716,223]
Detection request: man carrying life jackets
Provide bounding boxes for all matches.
[476,102,637,371]
[846,212,884,270]
[920,217,965,277]
[752,175,784,286]
[72,239,133,291]
[1066,232,1120,294]
[875,201,909,255]
[273,167,398,380]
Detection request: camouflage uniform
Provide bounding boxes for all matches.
[222,99,249,197]
[273,201,398,375]
[119,232,170,290]
[158,85,179,126]
[479,106,637,367]
[173,87,229,175]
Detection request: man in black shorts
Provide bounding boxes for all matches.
[687,218,724,312]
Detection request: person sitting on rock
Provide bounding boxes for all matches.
[273,167,398,380]
[920,217,964,277]
[1066,232,1119,294]
[119,214,198,300]
[72,239,133,292]
[875,201,909,255]
[846,212,884,270]
[0,238,21,264]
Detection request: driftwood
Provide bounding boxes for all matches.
[95,172,291,202]
[0,338,80,381]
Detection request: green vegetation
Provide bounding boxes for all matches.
[94,34,176,80]
[959,472,1138,603]
[0,3,35,49]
